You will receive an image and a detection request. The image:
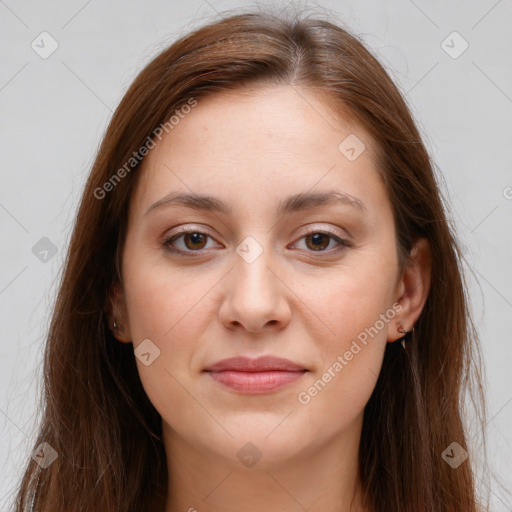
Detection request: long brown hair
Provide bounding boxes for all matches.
[14,7,486,511]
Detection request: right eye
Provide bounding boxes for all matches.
[163,228,222,255]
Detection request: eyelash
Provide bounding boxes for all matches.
[162,226,351,257]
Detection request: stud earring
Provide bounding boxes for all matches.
[113,319,118,331]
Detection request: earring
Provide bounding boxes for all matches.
[396,323,410,349]
[113,319,118,331]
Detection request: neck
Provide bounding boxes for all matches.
[163,415,366,512]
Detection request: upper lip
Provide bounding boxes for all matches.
[204,356,307,372]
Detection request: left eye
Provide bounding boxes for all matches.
[292,231,349,253]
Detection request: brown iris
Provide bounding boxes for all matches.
[183,232,208,250]
[305,233,330,251]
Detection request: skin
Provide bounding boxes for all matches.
[109,84,431,512]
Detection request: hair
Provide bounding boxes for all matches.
[14,6,486,512]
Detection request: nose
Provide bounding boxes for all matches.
[218,242,291,334]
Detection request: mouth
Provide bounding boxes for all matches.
[203,356,308,394]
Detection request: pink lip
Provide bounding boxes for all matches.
[204,356,307,394]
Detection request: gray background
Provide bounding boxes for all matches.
[1,0,511,510]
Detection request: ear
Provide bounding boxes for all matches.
[106,282,132,343]
[387,237,432,343]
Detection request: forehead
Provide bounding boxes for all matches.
[129,84,385,219]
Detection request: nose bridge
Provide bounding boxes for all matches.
[233,234,277,302]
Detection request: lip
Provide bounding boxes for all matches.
[204,356,308,394]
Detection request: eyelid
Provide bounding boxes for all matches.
[165,224,214,237]
[296,224,347,239]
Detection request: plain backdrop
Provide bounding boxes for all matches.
[1,0,511,510]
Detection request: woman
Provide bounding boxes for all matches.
[14,8,485,512]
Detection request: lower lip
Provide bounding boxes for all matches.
[207,370,306,394]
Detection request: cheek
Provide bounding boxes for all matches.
[121,263,215,415]
[122,264,213,422]
[308,279,390,384]
[298,258,396,350]
[292,259,396,423]
[123,259,212,342]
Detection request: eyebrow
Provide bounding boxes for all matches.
[144,190,366,216]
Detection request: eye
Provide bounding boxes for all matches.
[291,228,351,255]
[163,228,221,254]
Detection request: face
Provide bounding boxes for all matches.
[112,84,409,467]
